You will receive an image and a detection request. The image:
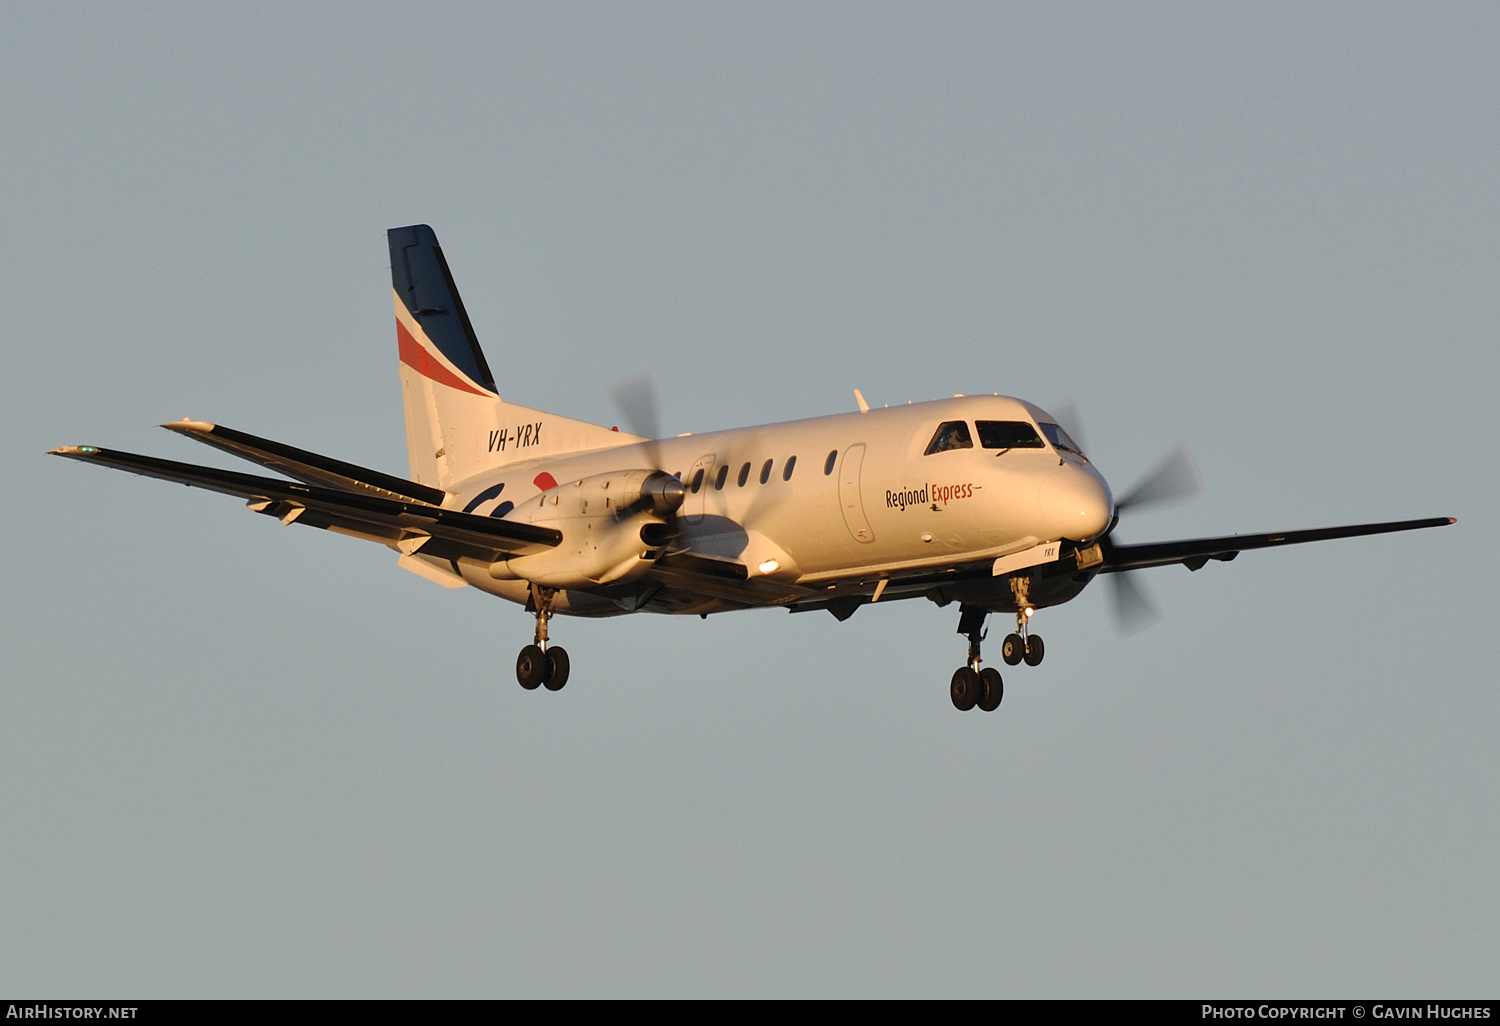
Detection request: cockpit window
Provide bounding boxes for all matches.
[1039,421,1086,460]
[976,421,1045,451]
[924,421,973,455]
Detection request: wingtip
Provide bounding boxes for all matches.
[49,445,98,456]
[1447,516,1458,525]
[161,419,215,434]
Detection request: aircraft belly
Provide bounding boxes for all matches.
[933,565,1096,613]
[453,561,643,617]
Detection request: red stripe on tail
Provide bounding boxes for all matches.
[397,319,491,397]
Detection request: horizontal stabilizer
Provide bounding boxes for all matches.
[162,420,447,505]
[50,445,560,562]
[1101,516,1455,574]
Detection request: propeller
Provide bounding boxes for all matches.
[1107,564,1161,635]
[607,372,785,546]
[607,373,685,517]
[1102,443,1203,634]
[1114,444,1203,513]
[608,372,660,445]
[1045,400,1203,635]
[608,371,667,473]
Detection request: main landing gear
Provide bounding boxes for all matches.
[949,605,1046,712]
[951,606,1003,713]
[516,585,570,692]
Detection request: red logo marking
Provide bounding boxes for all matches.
[396,318,490,397]
[533,472,558,491]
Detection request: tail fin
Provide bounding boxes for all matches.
[389,225,630,489]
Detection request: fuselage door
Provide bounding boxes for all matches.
[685,453,716,524]
[839,443,875,544]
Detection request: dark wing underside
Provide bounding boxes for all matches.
[50,445,560,562]
[1100,516,1455,573]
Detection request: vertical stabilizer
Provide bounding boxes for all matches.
[389,225,633,490]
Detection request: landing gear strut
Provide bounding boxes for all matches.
[1001,607,1044,668]
[516,584,570,692]
[951,605,1003,712]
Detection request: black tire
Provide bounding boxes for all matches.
[977,668,1004,712]
[516,644,547,690]
[1001,633,1025,666]
[950,667,979,711]
[1024,634,1045,667]
[544,646,570,691]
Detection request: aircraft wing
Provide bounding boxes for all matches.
[1099,516,1455,573]
[49,445,560,561]
[160,420,447,505]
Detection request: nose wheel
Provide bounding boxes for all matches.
[1001,608,1044,667]
[515,585,571,692]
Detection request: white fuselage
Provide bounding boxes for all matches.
[436,394,1114,616]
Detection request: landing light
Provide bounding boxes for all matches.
[758,559,781,574]
[1023,606,1034,618]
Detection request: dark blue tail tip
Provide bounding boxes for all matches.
[388,224,439,249]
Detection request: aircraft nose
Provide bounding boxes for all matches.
[1038,465,1113,542]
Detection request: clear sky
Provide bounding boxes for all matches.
[2,2,1494,997]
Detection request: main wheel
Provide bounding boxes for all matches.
[1024,634,1045,667]
[544,646,570,691]
[516,644,547,690]
[950,667,980,711]
[1001,633,1025,665]
[977,667,1004,712]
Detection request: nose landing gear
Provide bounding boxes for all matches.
[516,584,571,692]
[1001,607,1044,667]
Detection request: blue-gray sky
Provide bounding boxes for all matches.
[2,2,1494,997]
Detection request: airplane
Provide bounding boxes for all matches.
[51,224,1455,712]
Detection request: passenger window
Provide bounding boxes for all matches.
[976,421,1045,451]
[714,464,729,490]
[737,462,751,487]
[783,455,796,481]
[759,459,773,484]
[925,421,973,454]
[689,468,704,493]
[824,449,838,475]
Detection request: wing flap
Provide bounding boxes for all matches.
[648,552,819,607]
[50,445,560,559]
[1101,516,1455,573]
[161,421,447,505]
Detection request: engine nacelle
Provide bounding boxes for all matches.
[490,470,683,588]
